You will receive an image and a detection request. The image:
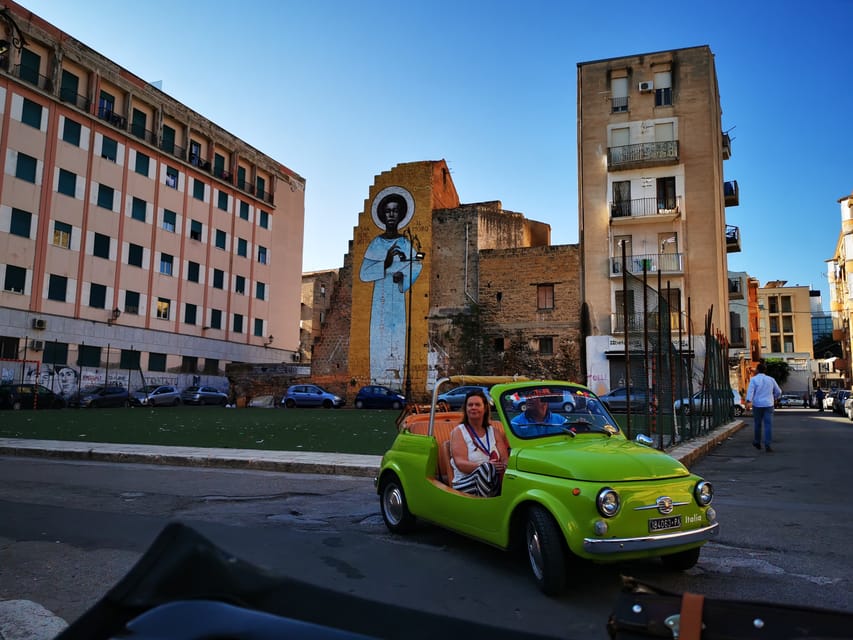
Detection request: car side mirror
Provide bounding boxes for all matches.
[635,433,654,447]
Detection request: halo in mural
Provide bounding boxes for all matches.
[370,186,415,231]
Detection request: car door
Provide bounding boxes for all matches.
[303,385,322,407]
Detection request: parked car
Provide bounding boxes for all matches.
[507,388,577,413]
[377,377,718,595]
[436,385,492,410]
[824,390,838,411]
[69,385,130,408]
[833,390,851,415]
[281,384,344,409]
[354,385,407,410]
[180,386,228,406]
[0,383,66,410]
[131,385,181,407]
[777,393,804,408]
[674,389,744,417]
[598,386,649,413]
[844,395,853,421]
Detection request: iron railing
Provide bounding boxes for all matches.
[611,196,681,218]
[608,140,679,169]
[610,252,683,275]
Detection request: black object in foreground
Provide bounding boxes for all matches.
[57,521,559,640]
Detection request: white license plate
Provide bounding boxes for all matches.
[648,515,681,532]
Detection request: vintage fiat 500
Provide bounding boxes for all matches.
[376,377,718,595]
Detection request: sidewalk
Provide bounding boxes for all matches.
[0,419,745,640]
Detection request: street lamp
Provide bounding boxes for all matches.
[0,7,28,58]
[403,228,425,401]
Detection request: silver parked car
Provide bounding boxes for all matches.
[131,384,181,407]
[180,385,228,406]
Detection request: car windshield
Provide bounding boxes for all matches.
[499,384,620,439]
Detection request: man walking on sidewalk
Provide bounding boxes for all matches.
[745,362,782,452]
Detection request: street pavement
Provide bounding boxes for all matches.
[0,419,744,639]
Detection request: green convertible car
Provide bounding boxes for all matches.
[376,377,719,595]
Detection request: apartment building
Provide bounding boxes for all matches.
[756,281,815,390]
[0,1,304,393]
[826,192,853,387]
[577,46,739,394]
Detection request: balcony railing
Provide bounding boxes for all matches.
[59,88,90,111]
[728,277,744,299]
[610,196,681,219]
[611,311,684,333]
[12,64,52,91]
[189,154,211,171]
[610,252,683,276]
[724,180,739,206]
[160,141,186,162]
[131,124,158,146]
[608,140,679,170]
[726,225,741,253]
[97,107,127,130]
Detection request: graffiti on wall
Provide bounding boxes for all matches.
[359,186,422,387]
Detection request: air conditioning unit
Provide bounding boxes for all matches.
[32,318,47,330]
[638,81,654,92]
[30,340,44,351]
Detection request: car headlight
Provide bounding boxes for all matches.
[596,488,621,517]
[694,480,713,506]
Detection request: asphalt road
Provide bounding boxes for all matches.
[0,407,851,639]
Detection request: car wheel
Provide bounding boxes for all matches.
[284,399,296,408]
[525,504,567,596]
[391,400,402,410]
[562,402,574,413]
[519,402,528,412]
[355,400,364,409]
[12,400,22,411]
[322,399,333,409]
[379,474,415,534]
[660,546,701,571]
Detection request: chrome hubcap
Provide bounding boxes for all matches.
[527,523,544,580]
[384,485,403,525]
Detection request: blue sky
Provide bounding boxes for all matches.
[20,0,852,306]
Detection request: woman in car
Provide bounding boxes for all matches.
[449,389,509,497]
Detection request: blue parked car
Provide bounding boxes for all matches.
[354,385,406,410]
[508,388,577,413]
[282,384,344,409]
[436,385,492,410]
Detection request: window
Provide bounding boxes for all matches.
[131,197,147,222]
[237,166,247,189]
[53,221,72,248]
[611,76,628,112]
[537,284,555,310]
[181,356,198,374]
[203,359,219,375]
[233,313,244,333]
[212,268,224,289]
[237,238,247,257]
[148,352,166,372]
[10,208,32,238]
[192,178,204,201]
[781,296,792,313]
[58,169,76,197]
[770,336,781,353]
[120,349,141,370]
[187,261,200,282]
[538,337,554,355]
[612,181,631,217]
[259,210,269,229]
[257,246,267,264]
[184,303,197,325]
[131,109,147,139]
[135,152,150,176]
[657,177,677,211]
[654,71,673,107]
[48,275,68,302]
[98,90,115,119]
[156,298,170,320]
[62,118,81,146]
[190,219,202,241]
[3,265,26,293]
[782,315,793,332]
[161,125,175,154]
[128,243,143,267]
[97,184,114,210]
[160,253,174,276]
[256,177,266,199]
[165,166,178,188]
[43,341,68,366]
[89,283,107,308]
[16,153,37,183]
[210,309,222,329]
[217,191,228,211]
[215,229,226,249]
[214,153,225,177]
[125,290,140,315]
[163,209,176,232]
[254,318,264,337]
[19,48,41,85]
[256,281,266,300]
[93,233,110,259]
[189,141,202,165]
[239,200,249,220]
[101,136,117,161]
[22,98,42,128]
[235,275,246,294]
[59,70,80,105]
[493,337,505,353]
[78,344,101,368]
[768,296,778,313]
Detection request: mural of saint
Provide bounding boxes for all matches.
[359,186,422,387]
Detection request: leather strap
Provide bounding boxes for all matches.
[680,592,704,640]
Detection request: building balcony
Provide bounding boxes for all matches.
[610,252,683,277]
[97,106,127,130]
[610,196,681,220]
[728,277,744,299]
[726,225,741,253]
[611,311,684,333]
[722,131,732,160]
[59,88,90,111]
[607,140,679,171]
[12,64,51,91]
[724,180,739,206]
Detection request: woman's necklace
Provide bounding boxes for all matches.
[465,424,491,456]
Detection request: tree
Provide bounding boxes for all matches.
[763,358,791,386]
